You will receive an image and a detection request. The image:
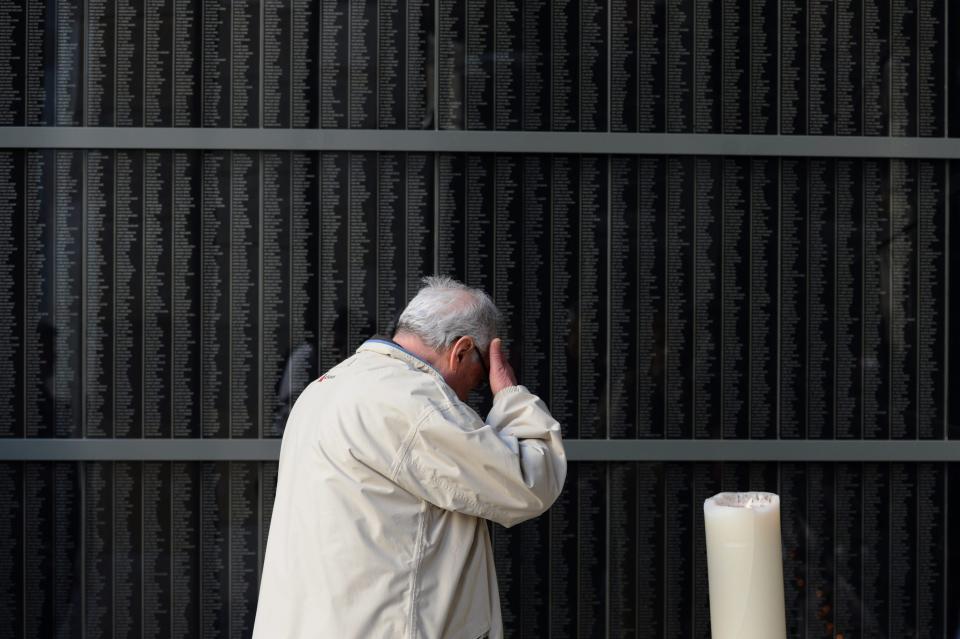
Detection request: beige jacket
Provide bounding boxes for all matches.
[253,339,567,639]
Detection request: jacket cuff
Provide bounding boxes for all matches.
[492,384,528,400]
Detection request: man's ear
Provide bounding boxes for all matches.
[450,336,474,368]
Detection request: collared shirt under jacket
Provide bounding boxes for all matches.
[253,339,568,639]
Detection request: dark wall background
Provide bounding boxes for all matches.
[1,0,960,636]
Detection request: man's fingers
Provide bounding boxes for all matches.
[488,337,503,368]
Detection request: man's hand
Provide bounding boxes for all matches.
[488,338,518,395]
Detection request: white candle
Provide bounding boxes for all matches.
[703,492,787,639]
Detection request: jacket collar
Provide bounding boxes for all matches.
[357,338,445,381]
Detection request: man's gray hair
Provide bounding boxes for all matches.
[395,276,501,351]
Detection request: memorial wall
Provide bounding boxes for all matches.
[1,0,959,636]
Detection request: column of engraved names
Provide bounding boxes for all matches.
[551,0,577,130]
[290,152,318,409]
[863,0,889,135]
[835,160,863,438]
[319,153,348,371]
[54,151,82,437]
[263,0,292,127]
[807,159,834,439]
[805,464,835,634]
[666,157,693,437]
[749,159,778,438]
[202,152,229,437]
[24,464,53,634]
[610,0,637,131]
[664,464,692,637]
[494,0,521,129]
[916,464,945,634]
[635,463,664,634]
[404,0,434,128]
[55,0,83,125]
[779,462,805,636]
[833,463,862,636]
[638,157,666,437]
[493,155,522,369]
[174,0,202,125]
[377,0,402,128]
[722,158,748,438]
[404,154,434,298]
[779,0,806,133]
[578,463,606,635]
[836,0,862,134]
[890,159,917,439]
[142,462,172,636]
[53,464,81,634]
[522,0,549,130]
[466,0,493,129]
[807,0,834,134]
[376,153,403,333]
[25,0,53,125]
[638,0,665,131]
[291,0,319,128]
[550,155,578,437]
[230,463,259,636]
[172,463,200,635]
[779,159,806,437]
[890,464,918,633]
[917,0,944,136]
[231,152,259,437]
[862,160,890,437]
[350,0,376,127]
[607,462,640,637]
[84,462,111,636]
[548,463,577,635]
[917,161,945,438]
[85,151,113,437]
[521,155,550,401]
[580,0,606,130]
[25,152,54,437]
[85,0,114,125]
[114,152,143,438]
[891,0,917,135]
[694,157,720,438]
[0,0,26,124]
[749,0,776,133]
[144,152,173,438]
[693,0,720,132]
[173,152,202,437]
[609,156,638,437]
[261,152,291,438]
[113,463,143,635]
[0,152,23,436]
[232,0,260,126]
[202,0,229,126]
[861,463,889,634]
[348,153,377,351]
[579,156,606,438]
[437,154,465,281]
[438,0,464,129]
[721,0,748,133]
[201,462,228,636]
[145,0,174,125]
[666,0,693,131]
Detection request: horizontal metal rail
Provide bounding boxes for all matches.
[0,439,958,461]
[1,128,960,158]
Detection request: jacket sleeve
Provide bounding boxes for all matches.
[388,385,567,528]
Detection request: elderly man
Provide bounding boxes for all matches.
[253,276,567,638]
